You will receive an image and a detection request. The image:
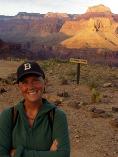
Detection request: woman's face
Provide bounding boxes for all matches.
[18,74,45,104]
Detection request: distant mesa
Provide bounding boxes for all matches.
[44,12,69,18]
[15,12,43,20]
[14,12,70,20]
[87,4,111,13]
[15,12,69,19]
[60,4,118,51]
[16,12,41,16]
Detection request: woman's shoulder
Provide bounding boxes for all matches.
[45,99,66,115]
[55,107,67,120]
[0,107,13,135]
[55,107,66,114]
[0,107,12,122]
[0,107,11,116]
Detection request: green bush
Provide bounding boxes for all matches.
[91,88,102,103]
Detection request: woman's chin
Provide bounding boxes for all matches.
[26,95,41,103]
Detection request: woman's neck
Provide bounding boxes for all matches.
[24,99,42,110]
[24,100,43,123]
[24,99,43,117]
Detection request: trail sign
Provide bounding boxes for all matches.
[70,58,87,64]
[70,58,88,84]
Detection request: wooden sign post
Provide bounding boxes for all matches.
[70,58,88,84]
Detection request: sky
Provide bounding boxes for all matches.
[0,0,118,16]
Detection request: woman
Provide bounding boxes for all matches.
[0,61,70,157]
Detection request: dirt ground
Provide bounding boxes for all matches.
[0,60,118,157]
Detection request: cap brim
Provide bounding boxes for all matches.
[17,71,43,83]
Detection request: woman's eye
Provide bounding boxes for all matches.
[38,77,44,81]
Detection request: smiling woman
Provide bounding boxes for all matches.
[0,61,70,157]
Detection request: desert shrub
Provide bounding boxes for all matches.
[91,88,102,103]
[66,69,76,80]
[59,76,69,85]
[50,58,68,63]
[85,76,100,89]
[79,64,118,88]
[40,59,57,71]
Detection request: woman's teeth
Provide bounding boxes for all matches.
[28,91,37,95]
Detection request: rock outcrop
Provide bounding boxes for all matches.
[87,4,111,13]
[60,5,118,51]
[0,12,70,43]
[0,39,33,59]
[44,12,69,18]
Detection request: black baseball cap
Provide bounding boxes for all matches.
[17,61,45,83]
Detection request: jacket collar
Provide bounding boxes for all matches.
[16,98,56,117]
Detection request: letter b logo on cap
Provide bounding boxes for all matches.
[24,63,31,70]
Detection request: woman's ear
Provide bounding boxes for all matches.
[17,83,20,88]
[17,82,22,90]
[17,83,22,94]
[44,78,48,86]
[43,78,48,94]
